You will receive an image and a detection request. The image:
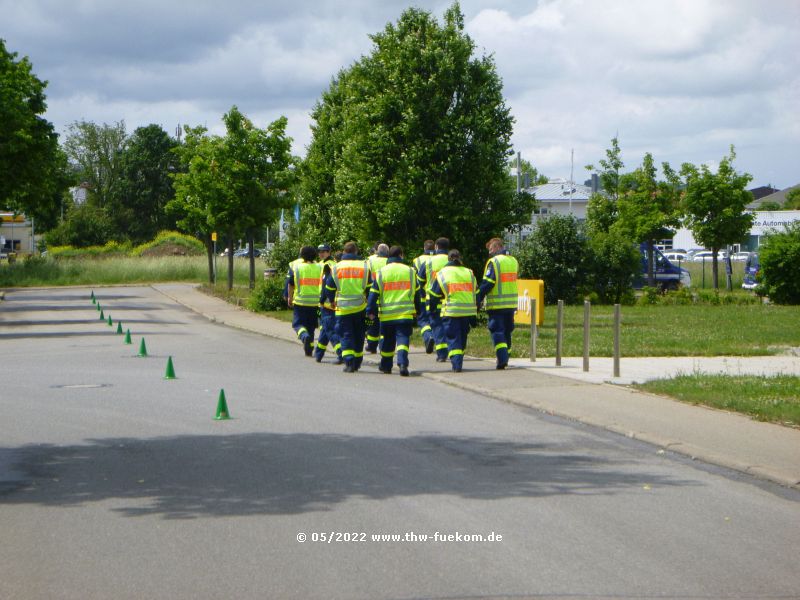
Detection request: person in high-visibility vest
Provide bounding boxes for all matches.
[286,245,323,357]
[366,245,421,376]
[365,242,389,353]
[427,249,478,373]
[476,237,519,370]
[412,239,435,352]
[417,237,450,362]
[314,243,342,363]
[321,241,372,373]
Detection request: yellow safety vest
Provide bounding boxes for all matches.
[436,266,478,318]
[376,262,417,322]
[332,259,369,315]
[292,261,323,307]
[484,254,519,311]
[368,255,388,278]
[425,253,450,294]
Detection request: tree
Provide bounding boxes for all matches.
[681,147,754,289]
[113,124,179,244]
[169,126,225,283]
[586,136,624,202]
[517,214,589,304]
[300,2,521,264]
[614,153,682,286]
[783,187,800,210]
[757,222,800,304]
[0,39,69,225]
[63,120,127,210]
[216,106,294,289]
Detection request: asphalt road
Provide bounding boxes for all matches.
[1,286,799,600]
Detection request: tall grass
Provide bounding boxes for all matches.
[0,255,255,287]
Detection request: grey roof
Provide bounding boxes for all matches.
[526,179,593,202]
[747,184,800,209]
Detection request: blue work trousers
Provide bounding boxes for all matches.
[429,308,448,360]
[292,305,318,344]
[379,320,412,372]
[487,309,515,367]
[442,316,471,371]
[336,310,366,369]
[315,307,341,360]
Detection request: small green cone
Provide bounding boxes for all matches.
[124,329,132,344]
[99,309,105,320]
[214,389,231,420]
[96,302,101,311]
[164,356,176,379]
[91,290,96,303]
[107,315,113,326]
[116,322,123,334]
[137,338,148,357]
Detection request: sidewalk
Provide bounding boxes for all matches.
[153,283,800,490]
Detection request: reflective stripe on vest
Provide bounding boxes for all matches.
[436,266,478,318]
[484,254,519,310]
[292,261,323,307]
[377,263,416,321]
[332,260,369,315]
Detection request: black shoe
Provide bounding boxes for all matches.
[315,354,323,363]
[436,356,447,363]
[367,346,377,354]
[379,367,392,375]
[425,338,434,354]
[399,367,409,377]
[343,363,355,373]
[335,356,344,365]
[496,362,507,370]
[303,338,313,357]
[452,366,462,373]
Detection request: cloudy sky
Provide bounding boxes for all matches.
[3,0,799,188]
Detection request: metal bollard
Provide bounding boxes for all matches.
[529,298,537,362]
[582,300,590,372]
[555,299,564,366]
[613,303,621,378]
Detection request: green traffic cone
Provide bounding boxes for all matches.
[116,322,123,334]
[96,302,101,311]
[164,356,176,380]
[214,389,231,420]
[107,315,113,326]
[91,290,96,304]
[137,338,148,357]
[99,309,105,320]
[124,329,132,344]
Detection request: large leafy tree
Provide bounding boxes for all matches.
[300,2,521,264]
[113,124,179,244]
[681,147,754,289]
[0,39,69,225]
[63,120,127,209]
[614,153,682,286]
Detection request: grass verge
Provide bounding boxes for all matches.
[635,374,800,428]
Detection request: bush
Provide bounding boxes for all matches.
[247,274,287,312]
[758,222,800,305]
[131,230,205,256]
[47,240,132,258]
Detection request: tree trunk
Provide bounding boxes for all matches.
[711,247,719,290]
[205,234,215,284]
[248,232,256,290]
[227,231,234,291]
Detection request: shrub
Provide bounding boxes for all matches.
[247,274,287,312]
[758,222,800,305]
[131,230,205,256]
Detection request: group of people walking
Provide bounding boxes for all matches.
[284,237,519,375]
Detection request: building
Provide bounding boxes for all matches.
[671,211,800,252]
[747,184,800,210]
[1,212,37,255]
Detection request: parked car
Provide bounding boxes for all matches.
[636,244,691,291]
[663,251,688,262]
[691,250,727,262]
[731,251,751,261]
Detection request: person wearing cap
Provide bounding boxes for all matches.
[476,237,519,369]
[365,242,390,353]
[286,245,322,357]
[366,245,420,376]
[412,240,435,352]
[321,241,371,373]
[314,244,341,363]
[427,249,477,373]
[417,237,451,362]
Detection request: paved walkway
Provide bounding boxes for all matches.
[152,283,800,491]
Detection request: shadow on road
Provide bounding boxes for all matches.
[1,433,698,519]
